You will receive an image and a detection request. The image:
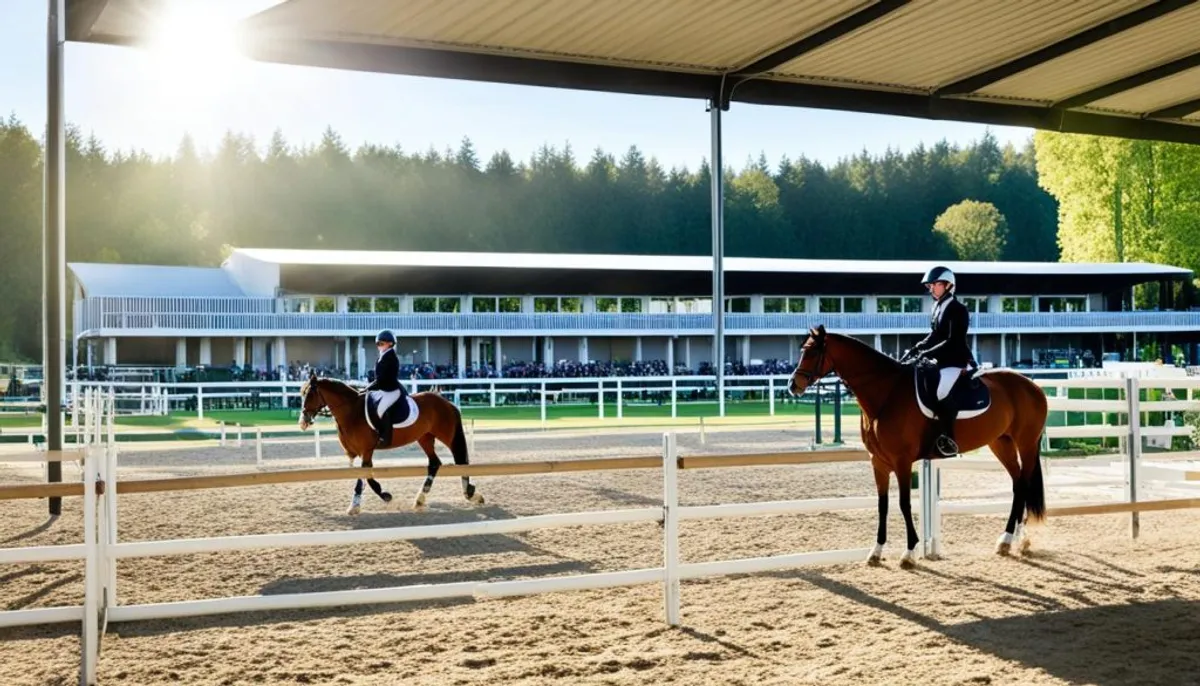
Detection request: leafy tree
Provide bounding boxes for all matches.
[933,200,1009,261]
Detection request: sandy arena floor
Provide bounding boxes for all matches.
[1,427,1198,686]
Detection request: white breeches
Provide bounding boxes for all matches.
[937,368,964,400]
[372,389,402,416]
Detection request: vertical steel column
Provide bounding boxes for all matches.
[45,0,66,516]
[709,102,726,417]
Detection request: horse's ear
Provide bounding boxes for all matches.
[816,324,827,336]
[309,369,317,380]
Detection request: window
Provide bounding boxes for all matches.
[649,297,675,313]
[472,297,497,313]
[314,297,336,313]
[877,297,902,313]
[620,298,643,313]
[534,297,559,313]
[284,298,311,313]
[1003,297,1033,313]
[347,297,372,313]
[413,297,436,313]
[373,297,399,313]
[561,297,582,313]
[499,297,521,313]
[960,297,987,313]
[596,297,619,313]
[764,297,786,313]
[788,297,806,313]
[843,297,864,313]
[819,297,841,313]
[679,297,712,313]
[725,297,751,313]
[903,297,923,313]
[1039,296,1087,313]
[437,297,461,313]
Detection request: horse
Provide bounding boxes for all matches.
[297,372,485,515]
[788,325,1047,568]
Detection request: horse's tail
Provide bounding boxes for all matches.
[449,405,470,466]
[1018,374,1048,524]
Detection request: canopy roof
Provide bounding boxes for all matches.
[67,0,1200,143]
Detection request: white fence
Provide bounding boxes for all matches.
[2,377,1200,685]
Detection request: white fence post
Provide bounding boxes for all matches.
[699,416,707,445]
[768,377,775,416]
[616,379,623,420]
[196,385,204,421]
[315,428,322,460]
[219,421,226,447]
[256,428,264,467]
[598,381,604,419]
[468,419,476,457]
[236,423,243,448]
[104,419,119,608]
[540,382,547,427]
[82,446,98,686]
[1126,375,1141,540]
[670,379,677,419]
[662,432,681,627]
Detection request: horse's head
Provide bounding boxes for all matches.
[789,325,835,396]
[298,370,327,430]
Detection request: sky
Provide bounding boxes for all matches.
[0,0,1037,171]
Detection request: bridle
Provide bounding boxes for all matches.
[793,336,834,386]
[300,379,334,425]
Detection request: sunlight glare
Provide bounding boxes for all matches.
[145,2,249,113]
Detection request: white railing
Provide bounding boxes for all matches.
[75,296,1200,335]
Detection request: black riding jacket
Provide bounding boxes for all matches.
[913,293,974,368]
[367,346,404,393]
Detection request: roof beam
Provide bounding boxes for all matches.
[1147,96,1200,120]
[731,0,911,77]
[936,0,1199,96]
[733,78,1200,145]
[1055,50,1200,110]
[65,0,110,42]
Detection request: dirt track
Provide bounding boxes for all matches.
[1,427,1197,686]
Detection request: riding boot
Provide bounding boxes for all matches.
[934,397,960,457]
[377,422,392,449]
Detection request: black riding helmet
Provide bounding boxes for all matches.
[920,265,956,289]
[375,330,396,345]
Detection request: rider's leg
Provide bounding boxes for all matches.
[934,368,963,456]
[375,390,400,447]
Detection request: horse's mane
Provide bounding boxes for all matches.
[826,332,903,376]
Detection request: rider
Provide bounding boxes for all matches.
[365,329,406,447]
[902,266,975,457]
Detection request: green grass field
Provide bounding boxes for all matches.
[1,399,859,433]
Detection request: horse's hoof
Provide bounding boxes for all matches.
[866,555,883,567]
[996,542,1012,556]
[347,505,361,516]
[380,492,393,504]
[469,492,486,505]
[899,555,917,571]
[1019,538,1033,556]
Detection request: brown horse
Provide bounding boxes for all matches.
[789,326,1047,568]
[297,373,485,515]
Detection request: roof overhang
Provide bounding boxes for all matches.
[66,0,1200,144]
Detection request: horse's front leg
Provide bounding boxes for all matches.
[868,458,889,566]
[897,460,920,570]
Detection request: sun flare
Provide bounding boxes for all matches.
[144,2,250,112]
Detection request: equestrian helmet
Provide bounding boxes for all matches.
[375,330,396,344]
[920,265,956,288]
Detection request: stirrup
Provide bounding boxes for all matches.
[935,435,959,457]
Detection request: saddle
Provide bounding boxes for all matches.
[364,392,419,433]
[912,359,991,421]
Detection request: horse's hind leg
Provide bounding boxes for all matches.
[897,460,920,570]
[366,478,393,506]
[414,434,442,511]
[989,435,1025,556]
[867,458,889,566]
[441,413,484,505]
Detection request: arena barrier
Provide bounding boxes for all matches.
[2,378,1199,684]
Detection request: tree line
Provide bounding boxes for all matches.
[0,115,1060,361]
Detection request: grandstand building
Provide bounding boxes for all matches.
[68,249,1199,377]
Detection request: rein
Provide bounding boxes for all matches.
[301,380,337,425]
